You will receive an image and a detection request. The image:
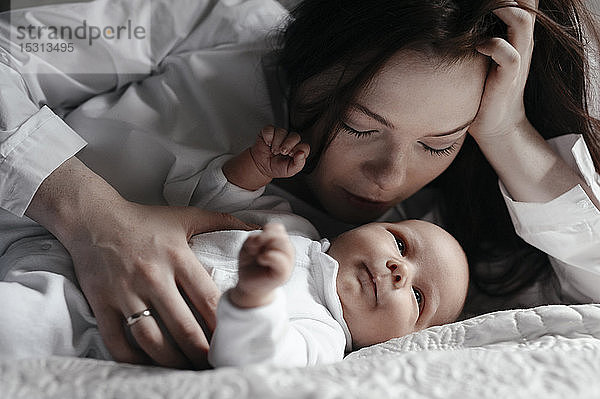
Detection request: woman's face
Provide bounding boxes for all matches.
[305,50,489,223]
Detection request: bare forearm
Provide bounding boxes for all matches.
[25,156,128,245]
[474,121,600,209]
[222,149,272,191]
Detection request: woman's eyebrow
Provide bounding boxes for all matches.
[350,103,395,129]
[427,117,476,138]
[351,102,476,137]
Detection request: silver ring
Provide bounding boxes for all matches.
[126,309,153,327]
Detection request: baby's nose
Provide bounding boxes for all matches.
[387,262,410,287]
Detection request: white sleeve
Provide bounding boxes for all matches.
[208,288,345,368]
[188,154,293,214]
[500,134,600,302]
[188,154,266,212]
[0,0,220,216]
[0,104,86,216]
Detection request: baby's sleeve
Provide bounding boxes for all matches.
[188,154,267,213]
[208,288,346,368]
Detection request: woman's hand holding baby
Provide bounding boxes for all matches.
[223,126,310,191]
[229,223,295,308]
[26,157,257,369]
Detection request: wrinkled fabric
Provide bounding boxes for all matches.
[0,0,598,362]
[0,0,287,359]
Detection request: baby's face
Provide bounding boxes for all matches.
[328,220,469,349]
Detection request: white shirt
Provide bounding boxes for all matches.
[190,230,350,368]
[187,155,352,367]
[187,155,351,367]
[0,0,598,307]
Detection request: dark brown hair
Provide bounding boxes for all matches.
[277,0,600,296]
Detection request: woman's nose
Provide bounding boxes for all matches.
[362,152,406,191]
[387,262,410,288]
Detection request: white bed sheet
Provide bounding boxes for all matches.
[2,304,599,398]
[1,1,599,398]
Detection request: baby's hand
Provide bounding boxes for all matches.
[250,125,310,179]
[230,223,295,308]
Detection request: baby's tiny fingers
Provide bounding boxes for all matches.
[262,222,286,234]
[288,142,310,172]
[256,250,293,271]
[241,234,263,254]
[279,132,302,156]
[260,125,276,146]
[291,142,310,159]
[245,227,282,252]
[271,127,289,154]
[292,151,307,169]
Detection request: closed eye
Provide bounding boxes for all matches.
[340,122,378,138]
[419,142,458,157]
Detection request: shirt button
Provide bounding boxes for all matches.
[41,243,52,250]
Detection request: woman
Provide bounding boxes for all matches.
[0,0,598,368]
[275,0,600,299]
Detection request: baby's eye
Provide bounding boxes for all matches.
[395,237,405,256]
[413,287,423,306]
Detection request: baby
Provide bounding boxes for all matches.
[189,126,469,368]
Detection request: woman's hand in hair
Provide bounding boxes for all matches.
[468,0,539,142]
[464,0,599,208]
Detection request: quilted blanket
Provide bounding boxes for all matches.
[2,304,599,398]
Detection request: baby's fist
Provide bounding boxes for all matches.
[250,125,310,179]
[232,223,295,308]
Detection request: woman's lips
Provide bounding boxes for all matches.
[342,189,391,210]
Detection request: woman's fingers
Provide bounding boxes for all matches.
[119,293,193,369]
[177,253,221,333]
[127,311,192,369]
[477,0,539,94]
[93,306,149,365]
[67,202,261,369]
[493,5,534,53]
[146,276,212,369]
[477,37,521,83]
[185,207,258,235]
